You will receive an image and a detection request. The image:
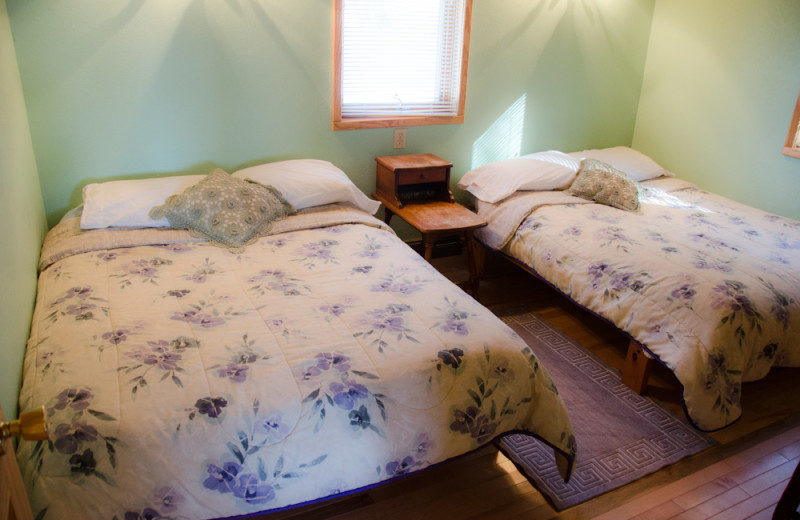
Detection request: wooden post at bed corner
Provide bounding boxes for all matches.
[0,403,35,520]
[621,340,652,395]
[473,239,487,279]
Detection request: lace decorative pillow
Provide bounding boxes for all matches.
[567,159,641,211]
[149,168,295,250]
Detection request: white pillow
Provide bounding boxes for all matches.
[569,146,672,181]
[80,175,204,229]
[457,151,580,203]
[232,159,380,215]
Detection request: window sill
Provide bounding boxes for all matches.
[782,146,800,159]
[332,115,464,131]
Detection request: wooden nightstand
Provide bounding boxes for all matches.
[373,154,487,297]
[375,153,454,208]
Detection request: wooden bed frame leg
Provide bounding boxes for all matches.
[474,241,487,279]
[621,340,652,394]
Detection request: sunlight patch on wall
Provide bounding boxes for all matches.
[471,94,527,169]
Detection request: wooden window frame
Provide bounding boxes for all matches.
[332,0,473,131]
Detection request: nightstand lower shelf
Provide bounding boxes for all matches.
[374,197,487,297]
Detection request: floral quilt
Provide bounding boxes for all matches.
[476,178,800,431]
[17,205,575,520]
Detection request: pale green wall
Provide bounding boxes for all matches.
[7,0,654,229]
[633,0,800,220]
[0,0,47,418]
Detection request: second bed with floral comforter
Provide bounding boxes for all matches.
[17,204,575,520]
[475,177,800,431]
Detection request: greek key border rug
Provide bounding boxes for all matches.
[496,309,715,510]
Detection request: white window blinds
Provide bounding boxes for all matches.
[339,0,469,120]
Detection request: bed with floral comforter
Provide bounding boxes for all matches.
[17,203,575,520]
[474,177,800,431]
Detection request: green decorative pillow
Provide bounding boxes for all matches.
[149,168,295,249]
[567,159,641,211]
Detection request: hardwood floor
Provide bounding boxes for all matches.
[258,250,800,520]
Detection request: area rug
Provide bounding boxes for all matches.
[495,308,715,510]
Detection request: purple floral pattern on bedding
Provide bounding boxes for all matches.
[27,386,123,491]
[44,286,107,324]
[118,336,201,397]
[504,183,800,430]
[18,219,575,520]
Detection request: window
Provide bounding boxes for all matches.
[783,90,800,159]
[332,0,473,131]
